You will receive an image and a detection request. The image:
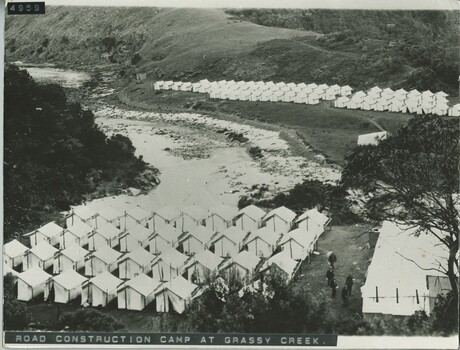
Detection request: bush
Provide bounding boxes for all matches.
[60,309,126,331]
[248,146,263,159]
[131,53,142,65]
[3,274,31,330]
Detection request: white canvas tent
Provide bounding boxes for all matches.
[84,245,122,276]
[118,247,154,279]
[152,206,181,231]
[67,206,97,228]
[278,227,322,261]
[4,239,28,267]
[357,131,388,146]
[88,223,121,251]
[183,249,223,283]
[206,205,238,232]
[26,222,63,247]
[334,96,350,108]
[82,271,123,307]
[340,85,353,96]
[61,221,93,249]
[448,104,460,117]
[151,248,189,282]
[117,273,161,311]
[296,208,330,231]
[361,221,451,317]
[155,275,200,314]
[148,224,180,255]
[180,225,214,255]
[52,270,87,303]
[244,227,280,258]
[17,267,52,301]
[219,250,261,278]
[53,245,89,274]
[178,205,207,233]
[234,205,266,233]
[22,242,58,271]
[259,251,299,281]
[125,206,151,230]
[263,206,296,235]
[119,223,150,252]
[211,226,247,258]
[96,207,123,229]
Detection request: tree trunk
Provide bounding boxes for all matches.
[447,243,459,296]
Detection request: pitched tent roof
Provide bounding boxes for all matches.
[66,221,93,238]
[122,273,161,296]
[92,246,122,264]
[260,251,299,278]
[28,242,58,260]
[127,206,151,221]
[209,204,238,221]
[30,222,63,239]
[53,270,87,290]
[18,267,51,287]
[221,250,260,272]
[279,228,319,249]
[187,225,214,244]
[182,205,207,221]
[155,206,181,221]
[121,247,154,267]
[263,206,297,223]
[153,224,181,243]
[297,208,330,227]
[214,226,248,245]
[164,275,199,300]
[72,206,96,221]
[357,131,388,146]
[4,239,28,258]
[245,227,280,246]
[126,224,151,242]
[60,245,89,262]
[184,249,223,271]
[90,271,123,292]
[95,223,122,240]
[236,205,266,221]
[153,248,189,269]
[435,91,448,97]
[97,207,123,222]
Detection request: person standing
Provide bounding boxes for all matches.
[331,279,338,298]
[328,252,337,269]
[341,285,348,307]
[325,268,334,286]
[346,275,353,296]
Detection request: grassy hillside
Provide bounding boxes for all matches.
[6,7,458,92]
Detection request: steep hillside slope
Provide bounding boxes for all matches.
[7,6,457,92]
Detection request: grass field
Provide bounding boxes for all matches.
[120,84,413,164]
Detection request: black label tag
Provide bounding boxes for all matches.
[7,2,45,15]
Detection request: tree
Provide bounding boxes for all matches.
[4,274,31,330]
[341,116,459,296]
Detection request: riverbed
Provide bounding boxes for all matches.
[21,64,341,215]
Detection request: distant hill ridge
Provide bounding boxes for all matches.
[5,6,459,93]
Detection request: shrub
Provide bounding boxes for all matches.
[60,309,126,331]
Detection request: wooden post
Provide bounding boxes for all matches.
[376,286,379,303]
[396,288,399,303]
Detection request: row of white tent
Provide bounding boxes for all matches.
[152,79,458,116]
[5,205,330,313]
[361,221,453,317]
[153,79,353,105]
[334,87,458,116]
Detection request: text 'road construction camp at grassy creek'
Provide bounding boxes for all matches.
[3,4,459,341]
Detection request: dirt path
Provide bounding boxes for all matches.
[287,38,361,59]
[294,224,374,320]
